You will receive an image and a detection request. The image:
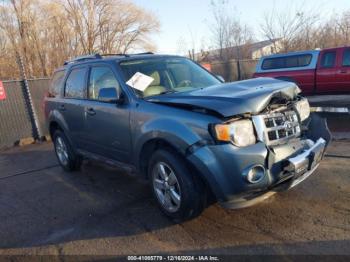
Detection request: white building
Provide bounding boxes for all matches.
[198,39,283,62]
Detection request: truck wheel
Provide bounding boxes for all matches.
[148,149,206,221]
[53,130,82,171]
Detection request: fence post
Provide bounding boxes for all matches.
[236,60,241,81]
[16,52,43,140]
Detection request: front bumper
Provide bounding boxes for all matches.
[187,113,331,209]
[221,138,325,209]
[287,138,326,187]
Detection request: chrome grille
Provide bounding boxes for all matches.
[252,111,301,146]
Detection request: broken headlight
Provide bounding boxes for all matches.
[213,119,256,147]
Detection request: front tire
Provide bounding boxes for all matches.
[148,149,206,221]
[53,130,82,171]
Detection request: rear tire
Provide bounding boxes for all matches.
[53,130,82,171]
[148,149,206,221]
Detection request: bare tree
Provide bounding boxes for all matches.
[60,0,159,54]
[176,37,188,56]
[210,0,254,61]
[0,0,160,79]
[337,11,350,44]
[261,3,350,53]
[209,0,254,80]
[260,2,321,52]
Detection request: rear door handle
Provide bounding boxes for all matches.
[59,104,66,111]
[85,107,96,116]
[339,70,347,74]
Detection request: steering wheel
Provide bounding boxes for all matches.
[177,80,192,87]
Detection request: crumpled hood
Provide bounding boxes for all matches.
[147,77,301,117]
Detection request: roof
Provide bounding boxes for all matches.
[259,49,320,59]
[57,53,182,71]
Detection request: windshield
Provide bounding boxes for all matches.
[119,57,221,97]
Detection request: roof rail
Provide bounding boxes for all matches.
[63,52,155,65]
[100,53,130,57]
[134,52,154,55]
[100,52,154,57]
[63,54,102,65]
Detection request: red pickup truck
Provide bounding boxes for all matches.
[253,47,350,94]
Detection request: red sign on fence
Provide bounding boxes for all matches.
[201,63,212,72]
[0,81,6,100]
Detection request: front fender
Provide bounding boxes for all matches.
[133,118,212,167]
[134,118,207,153]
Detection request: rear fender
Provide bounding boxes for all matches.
[48,110,75,147]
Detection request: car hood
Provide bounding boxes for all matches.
[147,77,301,117]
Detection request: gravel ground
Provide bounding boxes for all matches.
[0,140,349,256]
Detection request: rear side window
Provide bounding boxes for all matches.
[320,52,336,68]
[285,56,298,68]
[65,67,87,99]
[262,54,312,70]
[88,66,120,100]
[342,49,350,66]
[49,70,66,97]
[262,57,284,70]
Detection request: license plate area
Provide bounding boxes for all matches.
[285,138,326,176]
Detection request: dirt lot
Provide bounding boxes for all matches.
[0,140,349,256]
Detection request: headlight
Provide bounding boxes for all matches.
[213,119,256,147]
[295,99,310,121]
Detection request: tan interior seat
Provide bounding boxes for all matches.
[143,71,167,97]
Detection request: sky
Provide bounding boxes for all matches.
[132,0,350,54]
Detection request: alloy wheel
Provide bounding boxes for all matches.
[152,162,181,213]
[55,136,69,166]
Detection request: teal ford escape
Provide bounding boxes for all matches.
[45,53,331,221]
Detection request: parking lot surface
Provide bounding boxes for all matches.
[0,140,349,256]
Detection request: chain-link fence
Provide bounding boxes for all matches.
[0,78,50,150]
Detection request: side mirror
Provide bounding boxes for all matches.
[98,87,121,103]
[216,75,225,83]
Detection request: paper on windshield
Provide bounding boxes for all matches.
[126,72,154,92]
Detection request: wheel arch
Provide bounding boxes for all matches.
[48,111,74,148]
[49,121,63,138]
[138,138,183,179]
[138,137,216,203]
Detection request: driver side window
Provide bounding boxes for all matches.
[89,66,120,100]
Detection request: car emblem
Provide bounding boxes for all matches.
[284,121,293,130]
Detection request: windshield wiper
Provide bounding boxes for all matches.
[143,90,177,99]
[158,90,176,95]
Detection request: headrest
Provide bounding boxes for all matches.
[149,71,160,86]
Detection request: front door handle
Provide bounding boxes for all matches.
[85,107,96,116]
[339,70,347,74]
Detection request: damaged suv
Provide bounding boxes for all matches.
[45,53,331,221]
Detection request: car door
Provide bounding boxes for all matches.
[336,48,350,93]
[61,66,88,148]
[81,64,132,163]
[316,50,339,93]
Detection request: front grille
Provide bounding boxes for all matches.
[253,111,301,146]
